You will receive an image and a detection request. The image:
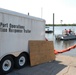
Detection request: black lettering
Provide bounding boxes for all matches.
[9,23,25,29]
[24,29,31,33]
[0,22,8,27]
[0,28,7,32]
[9,28,23,33]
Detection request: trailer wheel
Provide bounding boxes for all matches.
[15,53,28,68]
[0,56,14,74]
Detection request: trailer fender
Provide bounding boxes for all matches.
[0,51,29,61]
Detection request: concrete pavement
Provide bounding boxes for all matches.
[56,54,76,75]
[7,54,76,75]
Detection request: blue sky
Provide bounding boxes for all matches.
[0,0,76,24]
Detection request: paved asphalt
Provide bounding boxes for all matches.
[6,60,65,75]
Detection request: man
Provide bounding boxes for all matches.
[64,29,68,35]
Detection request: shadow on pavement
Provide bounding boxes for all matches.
[7,60,67,75]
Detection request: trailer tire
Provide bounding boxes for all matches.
[15,53,28,69]
[0,56,14,74]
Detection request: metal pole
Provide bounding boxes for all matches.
[41,7,43,18]
[53,13,55,35]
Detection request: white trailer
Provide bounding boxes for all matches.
[0,8,45,74]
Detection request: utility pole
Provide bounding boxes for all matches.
[41,7,43,18]
[53,13,55,35]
